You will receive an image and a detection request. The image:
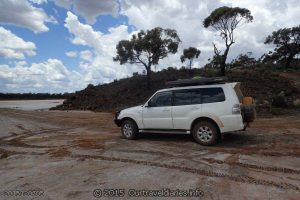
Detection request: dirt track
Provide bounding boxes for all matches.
[0,108,299,200]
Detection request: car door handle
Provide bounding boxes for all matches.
[162,109,170,112]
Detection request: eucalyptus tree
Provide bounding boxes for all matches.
[203,6,253,75]
[114,27,181,88]
[180,47,201,76]
[264,25,300,68]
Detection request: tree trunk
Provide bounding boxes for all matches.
[219,56,226,76]
[286,58,291,69]
[285,54,295,69]
[189,60,192,78]
[146,67,151,89]
[220,60,226,76]
[220,46,230,76]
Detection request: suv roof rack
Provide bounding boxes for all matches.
[166,76,228,87]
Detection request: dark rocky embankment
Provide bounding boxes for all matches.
[52,68,300,115]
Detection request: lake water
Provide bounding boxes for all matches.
[0,99,64,110]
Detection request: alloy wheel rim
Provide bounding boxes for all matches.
[197,126,213,142]
[123,123,133,137]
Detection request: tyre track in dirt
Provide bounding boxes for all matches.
[202,158,300,174]
[0,148,45,158]
[2,140,298,192]
[156,141,300,157]
[0,127,76,149]
[70,154,299,191]
[1,109,300,197]
[2,124,299,179]
[114,148,300,175]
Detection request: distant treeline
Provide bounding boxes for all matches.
[0,93,72,100]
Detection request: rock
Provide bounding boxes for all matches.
[272,96,287,107]
[50,69,297,116]
[278,91,285,97]
[293,99,300,107]
[263,100,270,105]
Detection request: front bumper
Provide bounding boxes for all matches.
[114,111,122,127]
[114,119,122,127]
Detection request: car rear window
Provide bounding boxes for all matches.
[234,83,243,103]
[201,88,225,103]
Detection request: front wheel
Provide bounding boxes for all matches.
[121,120,138,140]
[192,121,219,146]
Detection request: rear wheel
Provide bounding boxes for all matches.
[192,121,219,146]
[121,119,138,140]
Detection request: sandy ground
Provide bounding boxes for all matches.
[0,108,299,200]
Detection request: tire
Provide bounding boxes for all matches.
[121,119,138,140]
[192,121,219,146]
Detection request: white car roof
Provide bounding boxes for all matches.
[158,82,240,92]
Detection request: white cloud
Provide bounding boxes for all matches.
[0,59,83,93]
[64,11,136,85]
[0,0,56,33]
[121,0,226,68]
[62,0,300,89]
[79,50,93,62]
[54,0,118,24]
[73,0,118,24]
[217,0,300,61]
[14,61,27,66]
[29,0,47,4]
[0,27,36,59]
[64,11,103,47]
[0,11,135,93]
[66,51,78,57]
[2,0,300,93]
[53,0,71,9]
[66,49,93,61]
[122,0,300,68]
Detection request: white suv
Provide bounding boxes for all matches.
[114,78,255,146]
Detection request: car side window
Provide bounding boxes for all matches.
[173,89,201,106]
[190,89,202,104]
[149,91,172,107]
[173,90,191,106]
[201,88,225,103]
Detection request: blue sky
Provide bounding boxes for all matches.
[0,1,129,70]
[0,0,299,93]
